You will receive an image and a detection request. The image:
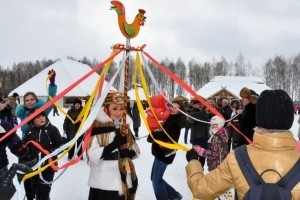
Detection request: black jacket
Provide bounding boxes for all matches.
[0,121,21,169]
[24,120,63,165]
[63,106,82,139]
[188,108,209,141]
[237,103,256,146]
[151,114,184,164]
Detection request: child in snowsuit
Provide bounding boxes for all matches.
[194,115,232,199]
[146,94,170,143]
[194,115,229,171]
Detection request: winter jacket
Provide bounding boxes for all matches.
[151,114,184,165]
[218,105,231,120]
[15,84,57,138]
[131,102,141,129]
[204,127,229,171]
[298,115,300,139]
[186,129,300,200]
[0,121,22,169]
[8,97,18,118]
[87,107,139,194]
[237,103,256,145]
[23,119,63,167]
[63,106,82,140]
[188,108,209,141]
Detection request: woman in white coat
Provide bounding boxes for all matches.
[87,91,140,200]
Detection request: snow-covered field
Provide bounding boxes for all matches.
[9,111,300,200]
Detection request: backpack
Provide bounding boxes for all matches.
[235,145,300,200]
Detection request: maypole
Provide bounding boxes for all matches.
[110,0,146,135]
[121,38,130,135]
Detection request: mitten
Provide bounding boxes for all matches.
[186,149,199,162]
[101,133,126,159]
[295,140,300,152]
[48,69,56,86]
[194,145,205,156]
[114,131,127,146]
[119,149,136,159]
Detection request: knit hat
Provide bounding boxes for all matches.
[210,115,225,128]
[222,99,229,104]
[73,98,82,105]
[104,91,125,105]
[256,89,294,130]
[13,92,19,98]
[192,99,201,105]
[28,109,47,124]
[230,99,240,107]
[240,87,259,104]
[207,99,215,105]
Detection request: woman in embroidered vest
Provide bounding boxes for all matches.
[87,91,140,200]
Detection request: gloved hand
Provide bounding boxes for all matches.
[12,118,18,127]
[101,133,126,159]
[48,69,56,86]
[16,143,29,159]
[114,132,127,146]
[194,145,205,156]
[186,149,199,162]
[0,163,32,200]
[119,149,136,159]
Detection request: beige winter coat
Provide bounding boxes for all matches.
[186,128,300,200]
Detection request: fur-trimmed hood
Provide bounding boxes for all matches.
[95,106,133,125]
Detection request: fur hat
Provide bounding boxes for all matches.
[104,91,125,106]
[256,90,294,130]
[230,99,240,107]
[73,98,82,105]
[210,115,225,128]
[240,87,259,104]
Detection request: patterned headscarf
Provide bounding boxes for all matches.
[104,91,125,105]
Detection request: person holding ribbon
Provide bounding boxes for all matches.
[87,91,140,200]
[15,69,57,200]
[22,109,63,200]
[150,100,186,200]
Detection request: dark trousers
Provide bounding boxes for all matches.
[133,127,139,138]
[88,187,125,200]
[68,135,84,159]
[184,127,190,144]
[31,168,55,200]
[191,138,208,167]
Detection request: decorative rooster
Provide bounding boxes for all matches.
[110,1,146,39]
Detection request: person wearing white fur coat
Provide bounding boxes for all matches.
[87,91,140,200]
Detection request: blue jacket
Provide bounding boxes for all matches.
[16,84,57,138]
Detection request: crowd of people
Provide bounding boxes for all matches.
[0,70,299,200]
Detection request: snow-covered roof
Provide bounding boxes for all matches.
[197,76,271,99]
[9,58,113,97]
[127,86,147,100]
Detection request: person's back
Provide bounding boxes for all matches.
[185,89,300,200]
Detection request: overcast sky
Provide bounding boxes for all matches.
[1,0,300,69]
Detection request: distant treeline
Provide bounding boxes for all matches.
[1,53,299,101]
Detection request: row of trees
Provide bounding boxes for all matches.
[0,53,299,101]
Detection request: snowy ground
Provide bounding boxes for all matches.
[9,111,300,200]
